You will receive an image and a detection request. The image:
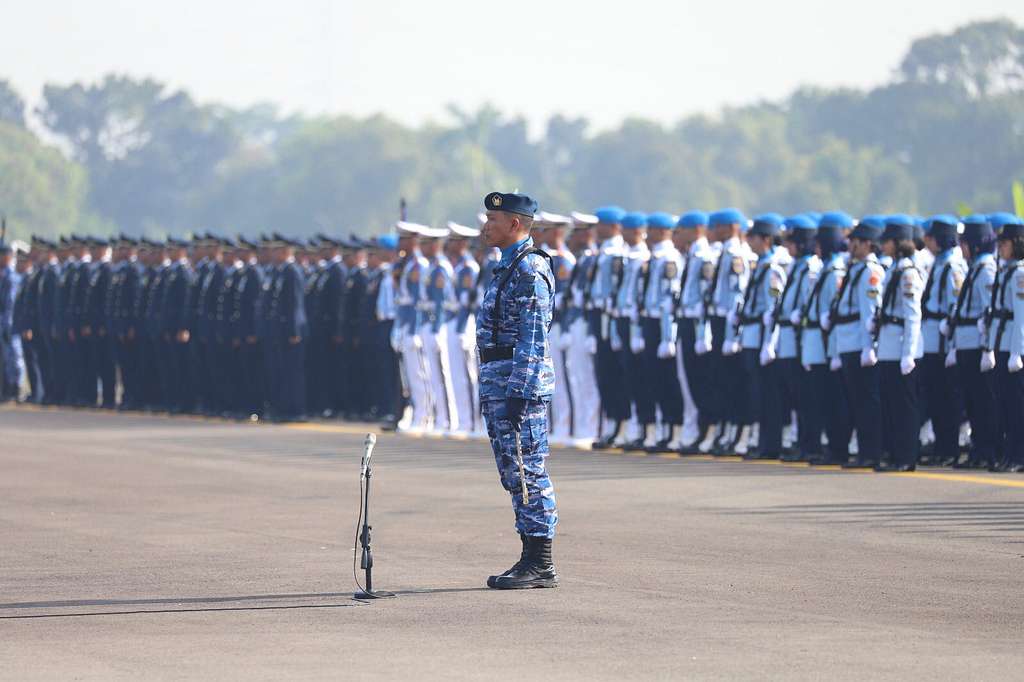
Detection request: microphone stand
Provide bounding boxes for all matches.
[355,458,394,600]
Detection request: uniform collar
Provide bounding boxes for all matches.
[499,236,532,267]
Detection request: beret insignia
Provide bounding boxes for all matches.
[492,195,502,207]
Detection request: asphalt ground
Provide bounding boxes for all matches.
[3,404,1024,680]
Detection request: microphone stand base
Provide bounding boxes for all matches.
[354,590,396,600]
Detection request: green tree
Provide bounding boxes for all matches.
[0,80,25,128]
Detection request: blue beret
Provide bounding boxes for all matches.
[484,191,538,218]
[749,213,782,238]
[989,212,1024,229]
[819,211,854,229]
[646,212,676,229]
[885,214,914,228]
[849,220,883,242]
[376,235,399,250]
[784,215,817,231]
[881,221,914,243]
[858,215,887,230]
[961,219,995,244]
[621,212,648,229]
[709,208,747,227]
[961,214,990,228]
[594,206,627,224]
[801,212,823,225]
[676,211,708,229]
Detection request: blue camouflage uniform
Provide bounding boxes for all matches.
[477,206,557,539]
[0,262,21,398]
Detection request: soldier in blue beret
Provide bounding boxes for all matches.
[873,221,925,471]
[477,191,559,589]
[917,214,966,466]
[987,214,1024,471]
[828,218,886,467]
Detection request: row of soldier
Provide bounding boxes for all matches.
[2,208,1023,472]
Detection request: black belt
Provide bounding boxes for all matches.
[738,314,761,325]
[777,319,793,328]
[923,310,944,320]
[954,317,980,326]
[832,313,857,325]
[880,315,905,326]
[992,310,1012,321]
[804,321,820,329]
[479,346,514,363]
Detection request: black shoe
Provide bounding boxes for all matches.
[622,438,647,452]
[842,458,872,469]
[1008,464,1024,474]
[489,536,558,590]
[779,452,803,462]
[487,534,527,588]
[646,439,674,454]
[874,463,916,472]
[592,436,618,450]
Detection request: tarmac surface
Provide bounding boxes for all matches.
[3,404,1024,680]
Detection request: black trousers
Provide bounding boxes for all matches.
[21,335,41,402]
[678,317,712,431]
[777,357,800,436]
[841,351,882,463]
[704,316,728,424]
[919,352,961,459]
[994,353,1024,465]
[641,318,683,426]
[615,317,655,426]
[957,349,998,462]
[594,312,629,423]
[879,360,920,466]
[744,349,782,454]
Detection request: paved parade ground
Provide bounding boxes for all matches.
[4,405,1024,680]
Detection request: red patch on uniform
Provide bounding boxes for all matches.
[868,273,880,286]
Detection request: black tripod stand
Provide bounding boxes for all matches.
[354,456,394,600]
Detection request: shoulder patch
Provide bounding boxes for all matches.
[731,256,744,274]
[409,267,419,284]
[557,263,570,281]
[868,272,881,287]
[664,261,678,279]
[462,271,474,289]
[434,271,444,288]
[701,261,714,280]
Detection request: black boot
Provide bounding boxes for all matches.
[593,421,622,449]
[489,536,558,589]
[487,533,528,588]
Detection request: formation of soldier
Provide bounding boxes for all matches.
[2,207,1024,473]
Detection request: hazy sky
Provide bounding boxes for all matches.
[5,0,1024,131]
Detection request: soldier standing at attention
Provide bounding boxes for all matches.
[477,191,558,590]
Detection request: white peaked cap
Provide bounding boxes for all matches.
[537,211,572,226]
[571,211,599,225]
[476,212,488,226]
[447,221,481,238]
[418,225,451,239]
[396,221,429,235]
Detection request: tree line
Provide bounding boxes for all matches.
[1,18,1023,242]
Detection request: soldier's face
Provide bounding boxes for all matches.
[421,240,441,258]
[850,238,872,260]
[0,253,11,269]
[647,227,668,245]
[623,229,644,247]
[482,210,519,248]
[881,240,896,258]
[998,239,1014,260]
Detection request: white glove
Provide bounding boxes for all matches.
[977,319,987,338]
[629,335,645,354]
[762,310,774,327]
[610,334,622,352]
[1010,354,1023,373]
[980,350,996,373]
[938,319,950,337]
[900,356,916,375]
[408,333,423,351]
[860,347,877,367]
[557,329,573,351]
[723,339,740,356]
[944,348,957,368]
[829,356,842,372]
[789,310,802,326]
[460,333,475,352]
[695,338,709,355]
[585,335,597,355]
[390,327,404,352]
[820,312,831,332]
[759,343,776,366]
[802,361,812,371]
[657,341,676,359]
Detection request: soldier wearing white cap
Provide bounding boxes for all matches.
[418,224,457,434]
[563,212,601,445]
[536,212,577,446]
[393,221,432,433]
[445,221,482,437]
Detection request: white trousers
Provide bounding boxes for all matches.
[401,337,431,430]
[566,316,600,441]
[445,317,478,433]
[421,323,455,432]
[549,322,573,440]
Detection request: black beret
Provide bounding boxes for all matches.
[484,192,538,218]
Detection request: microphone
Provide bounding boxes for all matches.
[361,433,377,478]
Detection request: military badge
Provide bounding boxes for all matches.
[462,272,474,289]
[665,262,678,279]
[558,263,570,281]
[409,267,419,284]
[434,272,444,288]
[731,256,744,274]
[701,262,714,280]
